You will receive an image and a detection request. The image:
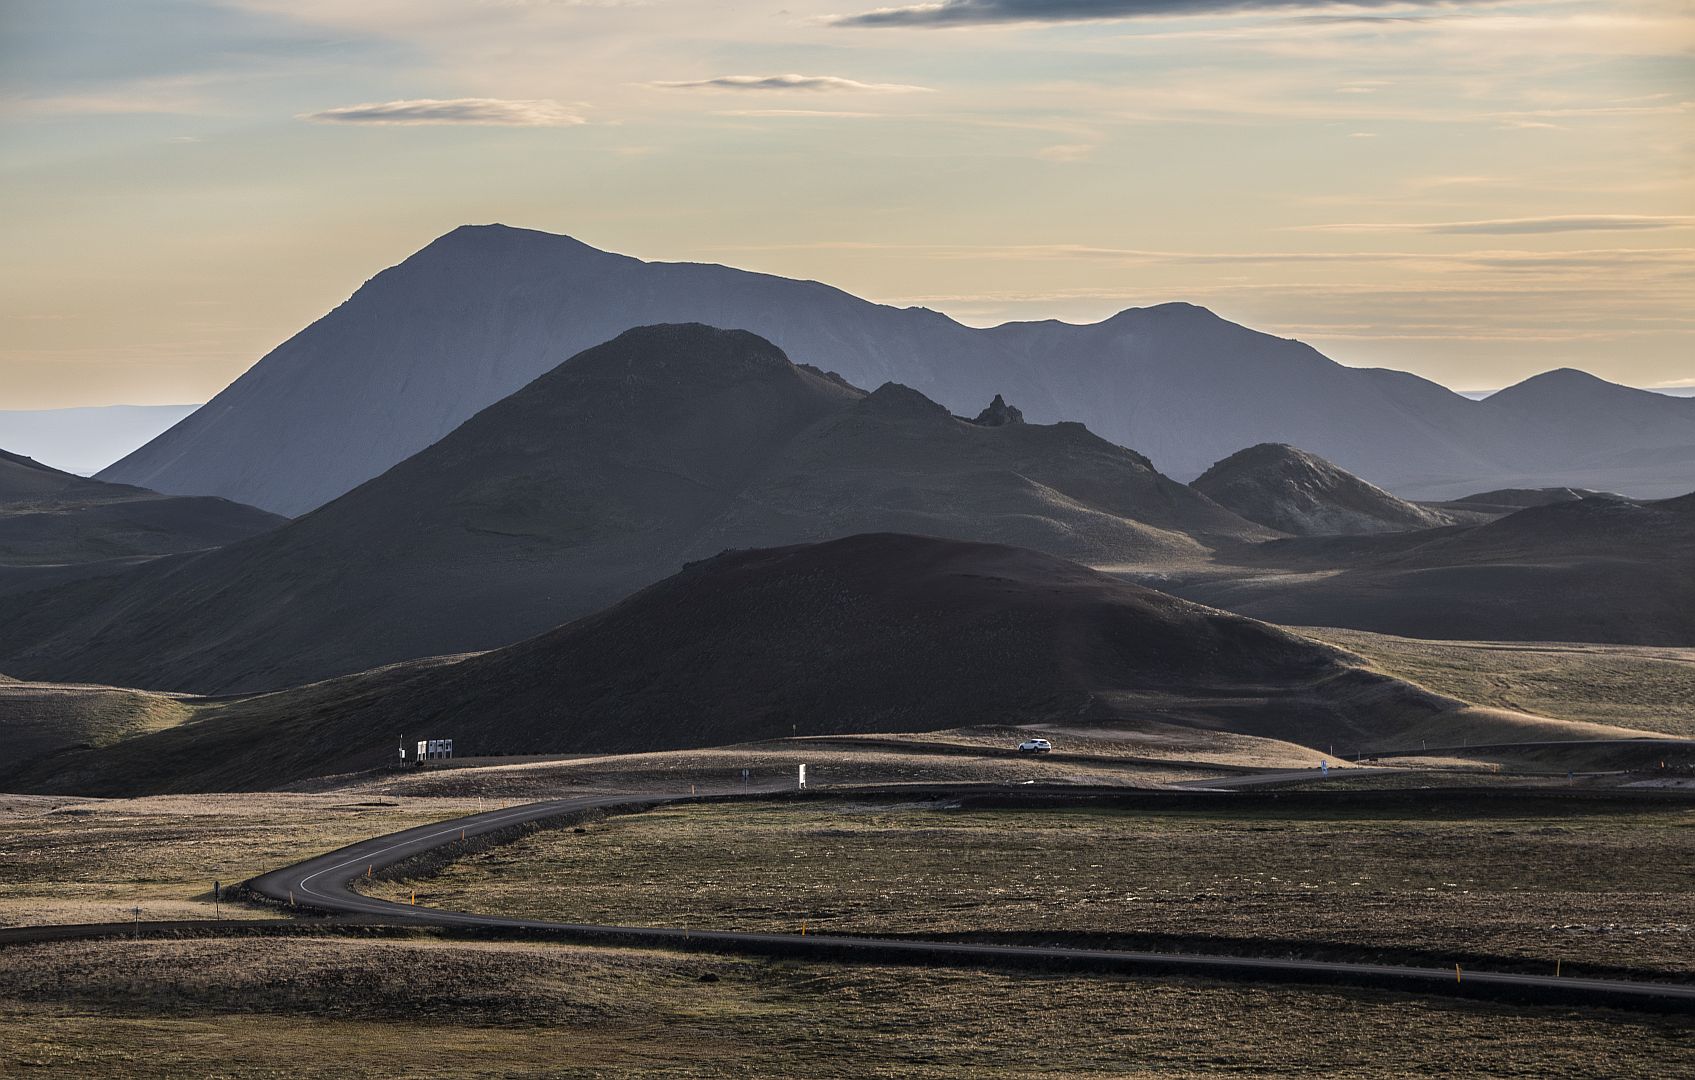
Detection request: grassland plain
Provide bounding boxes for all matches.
[0,793,488,925]
[1312,630,1695,737]
[0,935,1689,1077]
[327,742,1235,800]
[368,800,1695,978]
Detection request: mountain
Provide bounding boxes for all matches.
[0,448,285,566]
[99,225,1695,515]
[0,404,200,476]
[1191,443,1453,535]
[5,533,1627,797]
[0,325,1265,694]
[1170,494,1695,645]
[1431,487,1616,520]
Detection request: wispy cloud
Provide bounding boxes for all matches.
[835,0,1458,28]
[1036,142,1097,161]
[1297,215,1695,236]
[650,74,932,93]
[714,109,883,118]
[300,98,586,126]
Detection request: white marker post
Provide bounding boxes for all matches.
[798,763,807,790]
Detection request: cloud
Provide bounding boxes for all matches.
[1036,143,1096,161]
[650,74,931,93]
[834,0,1447,28]
[1297,215,1695,236]
[714,109,883,118]
[300,98,585,126]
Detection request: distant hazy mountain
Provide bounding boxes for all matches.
[1,325,1264,694]
[99,224,1695,514]
[1432,487,1615,519]
[1192,443,1454,536]
[0,448,284,566]
[0,404,199,476]
[3,533,1515,795]
[1171,493,1695,645]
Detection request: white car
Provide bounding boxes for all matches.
[1017,738,1053,754]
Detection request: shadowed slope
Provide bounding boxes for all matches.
[0,449,285,566]
[1174,494,1695,645]
[0,326,1264,694]
[5,533,1612,797]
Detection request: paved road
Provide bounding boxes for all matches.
[243,788,1695,1011]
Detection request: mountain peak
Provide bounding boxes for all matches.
[1103,301,1221,325]
[970,394,1025,427]
[861,381,953,418]
[1193,442,1451,536]
[417,222,608,261]
[553,323,798,387]
[1488,368,1623,400]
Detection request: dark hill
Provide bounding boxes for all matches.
[1171,494,1695,645]
[6,534,1511,796]
[0,326,1265,694]
[0,448,285,566]
[1192,443,1452,535]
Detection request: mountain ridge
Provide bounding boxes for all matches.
[99,224,1695,515]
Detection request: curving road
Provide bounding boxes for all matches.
[244,789,1695,1012]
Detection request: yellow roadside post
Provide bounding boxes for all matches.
[1455,964,1462,984]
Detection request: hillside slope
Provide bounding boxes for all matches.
[0,326,1264,694]
[6,534,1629,796]
[1192,443,1454,535]
[0,449,285,565]
[1173,494,1695,645]
[100,225,1695,514]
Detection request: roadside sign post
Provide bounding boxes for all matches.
[213,880,221,920]
[798,763,807,790]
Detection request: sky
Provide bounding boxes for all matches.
[1,0,1691,409]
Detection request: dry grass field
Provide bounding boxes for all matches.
[330,741,1238,800]
[0,793,483,926]
[1312,630,1695,738]
[370,799,1695,978]
[0,934,1688,1077]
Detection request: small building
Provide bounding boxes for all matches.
[416,738,455,763]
